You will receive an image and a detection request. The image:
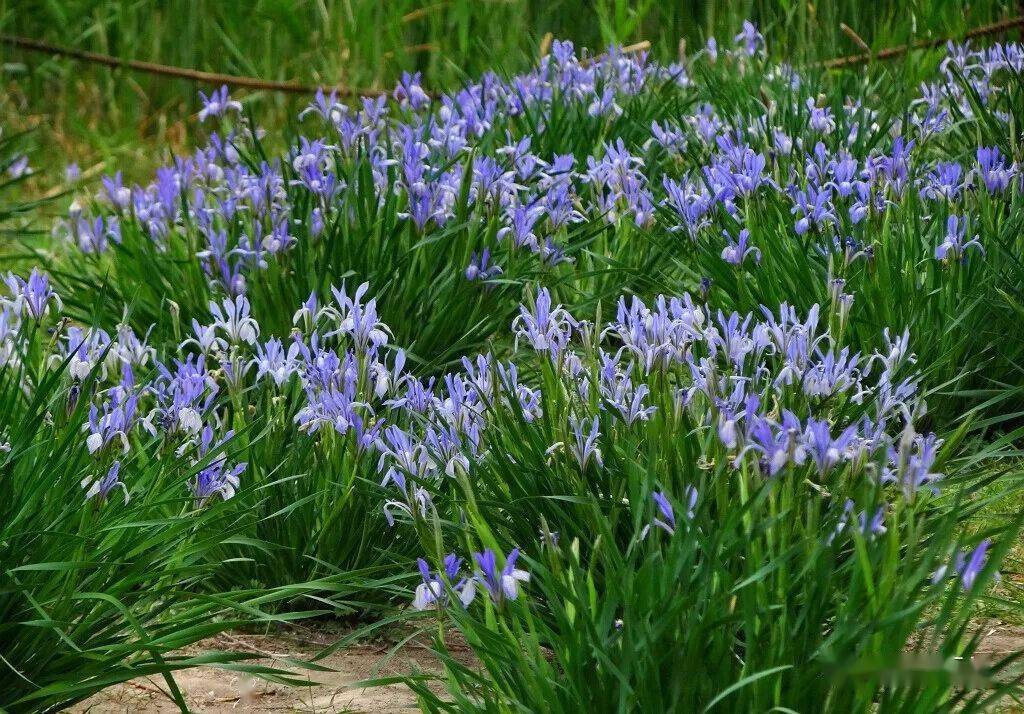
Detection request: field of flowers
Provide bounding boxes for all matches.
[4,16,1024,713]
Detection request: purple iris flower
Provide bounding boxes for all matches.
[828,499,887,544]
[959,540,991,590]
[386,374,437,413]
[381,467,433,528]
[292,291,319,326]
[773,129,794,156]
[294,161,342,201]
[296,380,367,436]
[87,388,139,454]
[919,161,965,201]
[588,86,623,118]
[705,141,771,200]
[705,37,718,62]
[7,154,30,178]
[5,268,61,320]
[877,137,914,197]
[849,182,879,224]
[802,347,863,398]
[326,282,392,351]
[742,411,805,476]
[512,288,577,357]
[662,175,712,239]
[198,85,242,122]
[299,89,345,125]
[497,362,543,422]
[540,179,584,230]
[101,171,132,210]
[413,554,476,610]
[496,136,543,182]
[209,295,260,344]
[976,146,1016,193]
[394,71,431,111]
[791,186,837,235]
[377,424,435,483]
[935,215,983,263]
[651,491,676,533]
[933,539,992,591]
[497,203,544,250]
[806,98,836,134]
[857,507,887,537]
[466,248,503,281]
[252,337,300,387]
[473,547,530,605]
[82,461,129,504]
[885,431,943,497]
[602,377,657,426]
[733,21,764,57]
[472,156,521,209]
[650,120,688,155]
[568,415,603,471]
[538,237,573,267]
[190,426,245,507]
[828,153,859,197]
[69,215,121,253]
[721,229,761,266]
[310,207,326,237]
[642,487,697,538]
[148,355,217,435]
[803,418,858,475]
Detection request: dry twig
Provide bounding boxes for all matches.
[4,15,1022,102]
[0,34,393,97]
[822,15,1024,69]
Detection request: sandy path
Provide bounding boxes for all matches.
[71,625,468,713]
[70,622,1024,712]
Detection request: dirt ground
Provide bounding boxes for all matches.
[70,622,1024,713]
[71,624,471,713]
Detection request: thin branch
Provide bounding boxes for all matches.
[539,32,554,60]
[839,23,871,54]
[822,15,1024,69]
[0,34,393,97]
[1,34,650,99]
[581,40,651,67]
[5,14,1019,104]
[401,2,449,23]
[382,43,436,60]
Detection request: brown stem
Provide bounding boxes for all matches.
[5,14,1021,102]
[822,15,1024,69]
[1,34,651,98]
[840,23,870,54]
[0,33,393,97]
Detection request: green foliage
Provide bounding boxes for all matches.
[2,3,1024,712]
[367,342,1024,710]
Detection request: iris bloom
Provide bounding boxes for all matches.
[935,215,983,263]
[473,548,530,605]
[932,540,992,591]
[198,85,242,122]
[82,461,129,504]
[721,229,761,265]
[413,555,476,610]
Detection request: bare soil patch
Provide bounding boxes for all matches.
[70,622,1024,712]
[71,624,469,713]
